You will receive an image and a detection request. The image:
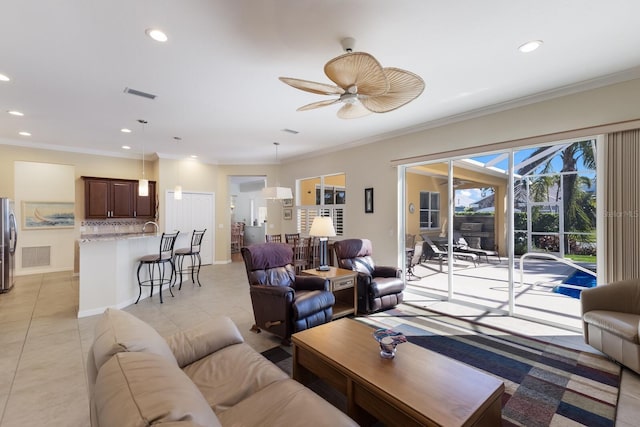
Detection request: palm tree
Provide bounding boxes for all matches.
[517,140,596,253]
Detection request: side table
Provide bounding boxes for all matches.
[300,267,357,319]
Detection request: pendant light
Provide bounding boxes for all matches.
[262,142,293,200]
[138,119,149,197]
[174,138,183,200]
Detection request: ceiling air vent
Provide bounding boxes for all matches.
[124,87,157,100]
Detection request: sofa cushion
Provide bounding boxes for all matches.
[165,317,244,368]
[94,352,221,427]
[217,379,357,427]
[182,342,289,413]
[583,310,640,342]
[92,308,178,373]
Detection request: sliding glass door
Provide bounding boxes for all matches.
[401,138,598,330]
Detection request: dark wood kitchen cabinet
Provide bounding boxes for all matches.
[83,177,156,219]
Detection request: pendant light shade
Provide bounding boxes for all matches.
[138,119,148,197]
[138,179,149,197]
[262,186,293,200]
[262,142,293,200]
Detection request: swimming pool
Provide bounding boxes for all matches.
[553,269,597,298]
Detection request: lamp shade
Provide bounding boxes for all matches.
[174,185,182,200]
[262,186,293,200]
[309,216,336,237]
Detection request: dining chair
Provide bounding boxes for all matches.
[285,233,300,244]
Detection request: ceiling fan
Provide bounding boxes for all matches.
[279,38,425,119]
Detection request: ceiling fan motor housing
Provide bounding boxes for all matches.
[341,37,356,53]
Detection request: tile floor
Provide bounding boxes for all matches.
[0,261,639,426]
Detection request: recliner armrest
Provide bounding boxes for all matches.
[373,265,401,278]
[293,290,335,319]
[166,316,244,368]
[294,275,330,291]
[250,284,295,300]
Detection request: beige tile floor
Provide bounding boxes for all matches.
[0,261,638,426]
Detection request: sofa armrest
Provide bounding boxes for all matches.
[294,275,330,291]
[373,265,401,278]
[166,316,244,368]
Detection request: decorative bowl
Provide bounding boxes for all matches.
[373,328,407,359]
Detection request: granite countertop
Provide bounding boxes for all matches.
[78,232,162,243]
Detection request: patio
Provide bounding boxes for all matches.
[402,255,589,331]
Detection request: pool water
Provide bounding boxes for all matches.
[553,269,597,298]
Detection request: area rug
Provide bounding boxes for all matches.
[262,304,620,427]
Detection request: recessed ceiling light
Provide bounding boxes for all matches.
[518,40,543,53]
[8,110,24,116]
[122,145,131,150]
[190,155,198,159]
[145,28,168,42]
[121,128,132,133]
[19,131,31,136]
[0,73,10,82]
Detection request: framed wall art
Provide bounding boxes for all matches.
[22,201,75,229]
[283,208,292,220]
[364,188,374,213]
[283,198,293,207]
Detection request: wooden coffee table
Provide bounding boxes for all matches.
[292,318,504,427]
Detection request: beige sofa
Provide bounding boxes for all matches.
[581,278,640,374]
[87,308,357,427]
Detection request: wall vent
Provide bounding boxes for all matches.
[22,246,51,268]
[123,87,157,100]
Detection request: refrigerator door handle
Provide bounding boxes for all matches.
[9,212,17,254]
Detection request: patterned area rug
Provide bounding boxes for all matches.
[263,304,620,427]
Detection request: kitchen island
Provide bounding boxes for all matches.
[78,232,165,318]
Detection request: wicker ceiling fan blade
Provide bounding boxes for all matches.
[336,102,372,119]
[359,68,425,113]
[297,98,340,111]
[324,52,389,96]
[279,77,344,95]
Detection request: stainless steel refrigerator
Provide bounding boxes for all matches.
[1,198,18,292]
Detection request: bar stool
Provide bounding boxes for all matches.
[174,229,206,289]
[136,231,179,304]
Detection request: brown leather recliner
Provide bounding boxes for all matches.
[241,243,335,345]
[333,239,405,314]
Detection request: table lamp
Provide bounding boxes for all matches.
[309,216,336,271]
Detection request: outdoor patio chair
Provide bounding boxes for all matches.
[453,233,501,263]
[421,234,478,272]
[406,242,423,280]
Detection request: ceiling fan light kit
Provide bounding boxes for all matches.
[279,37,425,119]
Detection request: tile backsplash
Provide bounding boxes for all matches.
[81,219,151,235]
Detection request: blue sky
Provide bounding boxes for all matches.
[455,142,596,207]
[471,142,595,174]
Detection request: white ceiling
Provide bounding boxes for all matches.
[2,0,640,165]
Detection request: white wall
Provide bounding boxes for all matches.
[280,77,640,265]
